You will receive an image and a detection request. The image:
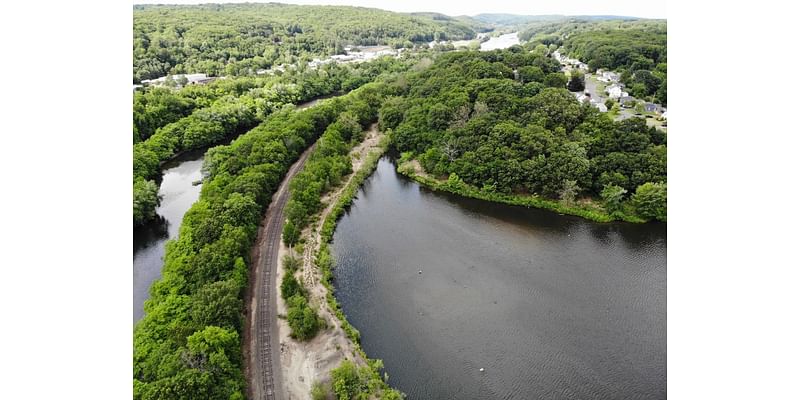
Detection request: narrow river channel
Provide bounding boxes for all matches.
[133,97,329,323]
[133,149,205,322]
[331,157,666,399]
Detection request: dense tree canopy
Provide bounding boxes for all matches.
[133,3,480,82]
[134,81,400,399]
[133,56,413,227]
[385,49,666,221]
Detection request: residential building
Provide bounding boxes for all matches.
[606,84,623,99]
[644,103,662,113]
[619,96,636,107]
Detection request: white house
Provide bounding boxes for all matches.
[595,102,608,112]
[575,92,591,103]
[605,84,623,99]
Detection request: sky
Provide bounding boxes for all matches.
[132,0,667,19]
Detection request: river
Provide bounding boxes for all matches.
[331,157,666,399]
[480,32,520,51]
[133,149,205,322]
[133,97,332,323]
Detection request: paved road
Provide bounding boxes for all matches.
[246,143,317,400]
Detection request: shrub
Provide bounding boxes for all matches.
[631,182,667,221]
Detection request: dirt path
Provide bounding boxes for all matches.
[244,143,318,400]
[277,123,385,398]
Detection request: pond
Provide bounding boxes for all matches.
[331,157,666,399]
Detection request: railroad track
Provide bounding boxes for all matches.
[248,143,317,400]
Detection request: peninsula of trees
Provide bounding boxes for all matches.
[383,48,667,221]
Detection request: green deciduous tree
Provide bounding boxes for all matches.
[631,182,667,221]
[567,70,585,92]
[600,184,627,213]
[133,178,160,226]
[543,72,568,88]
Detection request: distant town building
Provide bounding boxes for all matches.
[141,73,213,87]
[619,96,636,107]
[574,92,591,103]
[597,70,621,83]
[605,84,624,99]
[595,102,608,112]
[644,103,662,113]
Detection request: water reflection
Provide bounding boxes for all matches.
[332,157,666,400]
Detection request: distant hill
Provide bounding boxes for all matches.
[472,13,640,27]
[472,13,565,26]
[133,3,481,81]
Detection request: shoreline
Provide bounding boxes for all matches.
[277,124,396,397]
[396,159,651,224]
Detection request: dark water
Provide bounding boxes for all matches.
[133,149,205,323]
[331,158,666,400]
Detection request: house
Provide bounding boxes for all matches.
[619,96,636,107]
[575,92,591,103]
[644,103,662,113]
[577,62,589,71]
[595,102,608,112]
[605,84,623,99]
[603,71,621,82]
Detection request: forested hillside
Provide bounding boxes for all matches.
[382,49,667,221]
[133,3,479,82]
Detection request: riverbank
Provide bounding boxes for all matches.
[396,158,648,224]
[276,124,398,397]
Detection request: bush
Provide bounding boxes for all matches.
[286,294,322,341]
[631,182,667,221]
[281,272,305,301]
[311,381,328,400]
[600,184,627,213]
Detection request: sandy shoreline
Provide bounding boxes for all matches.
[277,123,384,398]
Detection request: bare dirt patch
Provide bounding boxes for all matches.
[278,123,384,399]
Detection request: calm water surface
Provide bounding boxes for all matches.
[332,158,666,399]
[133,149,205,322]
